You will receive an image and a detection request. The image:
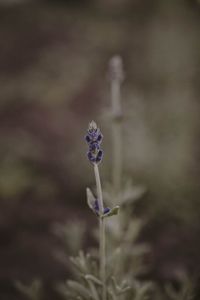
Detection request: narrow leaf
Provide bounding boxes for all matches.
[86,188,96,214]
[85,274,102,286]
[67,280,91,298]
[85,276,100,300]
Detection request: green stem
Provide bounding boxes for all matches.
[94,163,106,300]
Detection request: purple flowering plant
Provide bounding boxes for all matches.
[57,56,193,300]
[85,120,120,300]
[16,56,194,300]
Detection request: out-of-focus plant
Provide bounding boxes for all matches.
[165,272,194,300]
[103,55,148,280]
[57,58,153,300]
[52,220,86,256]
[16,56,195,300]
[15,279,43,300]
[57,120,151,300]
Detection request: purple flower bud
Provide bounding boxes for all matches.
[89,142,100,152]
[96,150,103,163]
[87,151,96,163]
[104,207,110,214]
[85,134,91,144]
[85,121,103,164]
[94,199,99,211]
[93,199,110,216]
[97,133,103,143]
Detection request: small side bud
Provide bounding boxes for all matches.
[103,206,120,218]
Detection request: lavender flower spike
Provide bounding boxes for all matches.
[85,121,103,164]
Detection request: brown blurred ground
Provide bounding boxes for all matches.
[0,0,200,299]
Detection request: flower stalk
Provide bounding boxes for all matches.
[94,163,106,300]
[109,55,124,194]
[85,121,106,300]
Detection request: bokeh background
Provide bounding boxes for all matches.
[0,0,200,299]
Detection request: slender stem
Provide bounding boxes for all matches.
[99,218,106,300]
[111,78,123,194]
[94,163,106,300]
[94,163,104,214]
[109,56,124,195]
[111,80,122,117]
[112,117,122,194]
[109,57,124,278]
